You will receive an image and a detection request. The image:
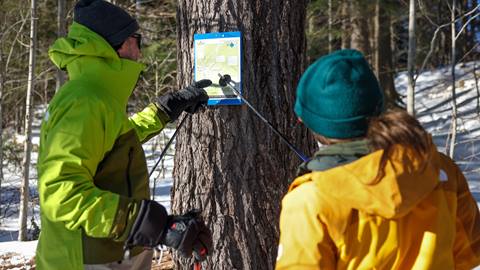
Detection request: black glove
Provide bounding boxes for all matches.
[162,210,213,261]
[124,201,212,261]
[192,224,212,261]
[157,80,212,121]
[125,200,168,251]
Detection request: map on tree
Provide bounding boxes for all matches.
[194,31,242,105]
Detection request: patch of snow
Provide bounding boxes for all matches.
[0,241,37,258]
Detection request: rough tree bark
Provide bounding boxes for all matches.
[173,0,313,269]
[19,0,37,241]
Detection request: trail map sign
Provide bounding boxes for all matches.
[194,31,242,105]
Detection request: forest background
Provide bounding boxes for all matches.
[0,0,479,269]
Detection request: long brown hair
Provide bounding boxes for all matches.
[367,109,431,182]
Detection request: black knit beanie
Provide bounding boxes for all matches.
[74,0,139,48]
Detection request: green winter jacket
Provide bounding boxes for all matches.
[35,22,170,269]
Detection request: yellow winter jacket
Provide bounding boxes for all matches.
[276,142,480,270]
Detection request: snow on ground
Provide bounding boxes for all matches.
[1,62,480,268]
[395,62,480,201]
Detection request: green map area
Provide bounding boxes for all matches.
[195,38,241,98]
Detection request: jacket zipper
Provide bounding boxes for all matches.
[123,148,135,260]
[126,148,134,197]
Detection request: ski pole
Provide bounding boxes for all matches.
[218,74,308,162]
[148,114,188,177]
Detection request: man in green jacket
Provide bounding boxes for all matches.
[36,0,212,269]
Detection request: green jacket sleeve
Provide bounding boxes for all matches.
[38,96,137,239]
[128,103,169,144]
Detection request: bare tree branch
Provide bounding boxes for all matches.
[455,11,480,40]
[415,3,480,82]
[5,11,29,72]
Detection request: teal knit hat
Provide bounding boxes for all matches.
[295,49,384,139]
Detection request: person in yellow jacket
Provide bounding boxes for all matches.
[276,49,480,270]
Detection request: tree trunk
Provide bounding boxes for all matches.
[449,0,458,158]
[328,0,333,52]
[436,2,448,67]
[341,0,351,49]
[350,0,370,56]
[135,0,144,18]
[174,0,313,269]
[19,0,37,241]
[374,0,399,108]
[474,0,480,59]
[0,29,5,213]
[474,63,479,115]
[407,0,416,115]
[55,0,66,92]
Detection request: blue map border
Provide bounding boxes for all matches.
[194,31,243,106]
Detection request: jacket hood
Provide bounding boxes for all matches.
[291,137,442,219]
[48,22,145,106]
[49,22,122,70]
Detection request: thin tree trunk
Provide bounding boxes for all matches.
[136,0,143,18]
[350,0,370,56]
[307,13,315,63]
[475,0,480,54]
[174,0,313,269]
[19,0,37,241]
[328,0,333,52]
[449,0,458,158]
[373,2,379,77]
[0,34,5,212]
[56,0,66,92]
[341,0,351,49]
[390,17,397,72]
[474,63,479,115]
[439,3,448,66]
[407,0,416,115]
[374,0,399,108]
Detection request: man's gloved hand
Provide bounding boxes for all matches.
[124,201,212,261]
[157,80,212,121]
[162,210,213,261]
[125,200,169,250]
[192,226,212,261]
